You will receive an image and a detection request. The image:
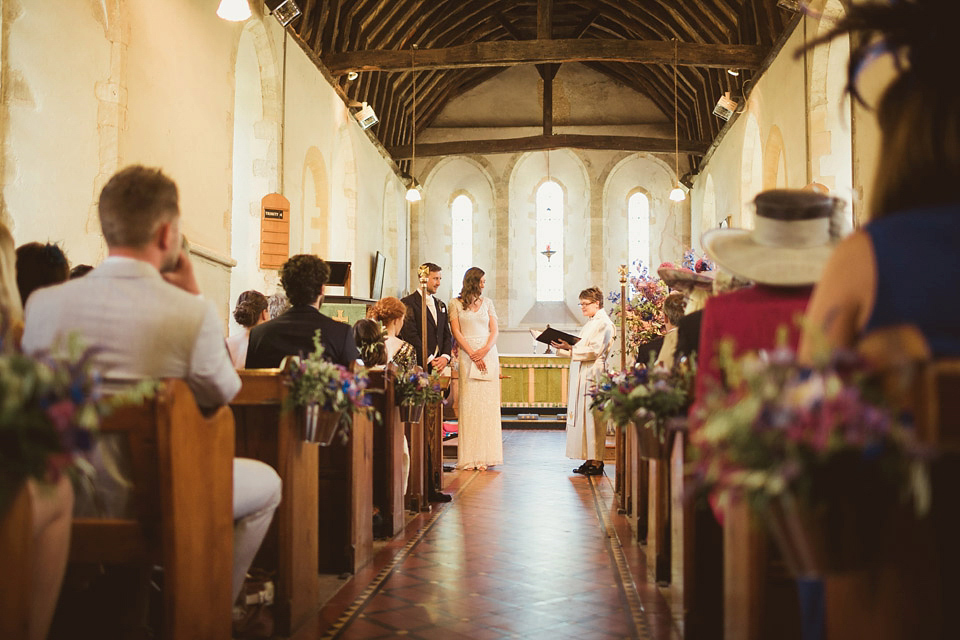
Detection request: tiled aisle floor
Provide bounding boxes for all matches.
[306,430,681,640]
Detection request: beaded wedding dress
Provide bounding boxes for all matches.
[450,297,503,469]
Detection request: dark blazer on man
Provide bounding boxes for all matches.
[636,335,664,368]
[399,291,453,369]
[245,305,360,369]
[675,310,703,366]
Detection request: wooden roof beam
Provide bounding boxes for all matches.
[323,38,767,74]
[388,134,710,159]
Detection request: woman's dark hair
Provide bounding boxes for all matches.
[457,267,485,309]
[802,0,960,218]
[15,242,69,305]
[578,286,604,308]
[353,318,387,366]
[280,254,330,306]
[69,264,94,279]
[368,296,407,324]
[233,290,268,328]
[663,292,686,327]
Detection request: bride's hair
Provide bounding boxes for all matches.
[458,267,485,309]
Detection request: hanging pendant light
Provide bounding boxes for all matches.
[217,0,251,21]
[669,39,687,203]
[405,45,423,203]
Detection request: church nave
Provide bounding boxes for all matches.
[305,430,677,640]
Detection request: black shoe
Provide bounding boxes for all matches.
[573,462,589,475]
[584,462,605,476]
[429,492,452,503]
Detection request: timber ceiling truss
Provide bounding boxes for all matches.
[289,1,795,175]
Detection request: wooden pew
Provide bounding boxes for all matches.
[819,326,955,639]
[369,367,405,536]
[0,481,33,639]
[405,409,427,512]
[626,422,649,542]
[317,404,374,574]
[232,367,319,636]
[669,423,724,640]
[68,379,234,639]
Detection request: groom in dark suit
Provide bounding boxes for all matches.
[400,262,453,503]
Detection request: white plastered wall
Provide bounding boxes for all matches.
[0,1,407,332]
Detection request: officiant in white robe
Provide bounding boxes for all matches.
[552,287,615,474]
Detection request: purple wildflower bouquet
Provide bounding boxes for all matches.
[589,361,694,441]
[607,260,668,353]
[690,344,930,514]
[285,330,373,442]
[0,339,110,514]
[395,369,443,407]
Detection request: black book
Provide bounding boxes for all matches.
[535,327,580,346]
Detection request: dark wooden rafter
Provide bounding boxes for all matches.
[323,39,769,74]
[292,0,792,169]
[388,134,711,159]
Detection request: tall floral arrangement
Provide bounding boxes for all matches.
[607,260,668,353]
[0,339,113,514]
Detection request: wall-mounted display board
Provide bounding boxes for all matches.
[260,193,290,269]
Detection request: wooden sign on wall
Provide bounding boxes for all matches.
[260,193,290,269]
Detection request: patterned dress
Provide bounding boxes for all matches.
[449,297,503,469]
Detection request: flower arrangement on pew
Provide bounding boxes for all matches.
[589,360,695,455]
[689,341,930,575]
[394,368,443,423]
[607,260,668,352]
[0,337,112,514]
[285,330,372,445]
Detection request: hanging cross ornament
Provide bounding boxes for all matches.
[541,243,556,261]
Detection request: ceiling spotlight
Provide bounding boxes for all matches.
[268,0,301,26]
[727,69,740,77]
[713,92,738,121]
[216,0,251,21]
[346,71,359,81]
[352,102,379,130]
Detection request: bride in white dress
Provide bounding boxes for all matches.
[449,267,503,470]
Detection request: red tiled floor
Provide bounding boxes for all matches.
[299,430,681,640]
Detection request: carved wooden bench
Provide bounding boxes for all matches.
[68,379,235,639]
[232,366,319,636]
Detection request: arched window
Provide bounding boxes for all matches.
[536,181,564,301]
[451,194,473,289]
[627,192,650,270]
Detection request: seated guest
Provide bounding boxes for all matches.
[656,291,688,369]
[245,254,360,369]
[696,189,841,402]
[657,263,714,366]
[22,165,281,605]
[266,291,289,320]
[369,296,417,371]
[226,290,269,368]
[16,242,69,306]
[69,264,94,279]
[1,222,74,640]
[800,3,960,359]
[353,317,388,367]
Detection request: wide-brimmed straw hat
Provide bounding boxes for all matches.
[657,262,714,291]
[702,189,841,287]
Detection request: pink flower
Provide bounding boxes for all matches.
[46,399,76,433]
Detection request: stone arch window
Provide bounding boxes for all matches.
[451,193,473,289]
[627,190,650,270]
[536,181,564,302]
